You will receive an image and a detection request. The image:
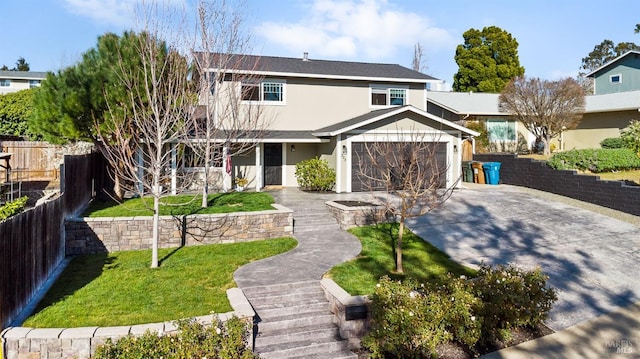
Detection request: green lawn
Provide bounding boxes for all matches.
[84,192,275,217]
[23,237,297,328]
[327,224,476,295]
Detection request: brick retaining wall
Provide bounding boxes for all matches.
[474,154,640,216]
[65,204,293,255]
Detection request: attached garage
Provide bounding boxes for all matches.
[350,141,447,192]
[312,105,480,193]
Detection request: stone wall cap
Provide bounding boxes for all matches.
[26,328,64,338]
[94,326,131,337]
[1,327,33,338]
[59,326,99,338]
[321,278,369,306]
[227,288,255,318]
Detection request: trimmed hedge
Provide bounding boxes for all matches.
[0,196,28,221]
[600,137,628,149]
[294,157,336,191]
[547,148,640,173]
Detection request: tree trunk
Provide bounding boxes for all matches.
[151,183,160,268]
[543,135,551,156]
[396,218,405,274]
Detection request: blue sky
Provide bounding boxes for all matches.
[2,0,639,88]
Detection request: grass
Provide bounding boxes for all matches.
[23,237,297,328]
[84,192,275,217]
[581,169,640,185]
[326,223,476,295]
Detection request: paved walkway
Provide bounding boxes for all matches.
[233,185,640,358]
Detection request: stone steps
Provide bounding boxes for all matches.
[245,281,356,359]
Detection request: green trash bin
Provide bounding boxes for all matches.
[482,162,501,185]
[462,161,473,182]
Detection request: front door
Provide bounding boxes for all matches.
[264,143,282,186]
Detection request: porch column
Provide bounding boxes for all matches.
[255,143,262,191]
[223,144,232,192]
[170,143,177,195]
[336,134,342,193]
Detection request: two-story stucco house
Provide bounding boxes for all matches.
[0,70,47,95]
[194,53,479,193]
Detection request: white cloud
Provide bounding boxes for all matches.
[62,0,188,28]
[62,0,138,27]
[255,0,456,62]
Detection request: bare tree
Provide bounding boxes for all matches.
[499,76,585,155]
[188,0,269,207]
[356,131,458,273]
[97,3,195,268]
[412,42,428,74]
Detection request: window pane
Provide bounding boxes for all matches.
[242,84,259,101]
[263,82,283,102]
[390,89,405,105]
[371,92,387,105]
[487,120,516,142]
[0,79,10,87]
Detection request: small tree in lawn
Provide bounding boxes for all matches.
[499,76,585,155]
[355,131,458,274]
[98,5,195,268]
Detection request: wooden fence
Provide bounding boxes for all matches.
[0,141,62,181]
[0,152,106,329]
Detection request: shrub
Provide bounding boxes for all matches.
[600,137,628,149]
[621,120,640,155]
[471,264,557,347]
[547,148,640,172]
[0,196,28,221]
[363,265,557,356]
[94,316,257,359]
[294,157,336,191]
[363,276,481,358]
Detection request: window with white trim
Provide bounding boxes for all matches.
[29,80,40,88]
[241,80,285,103]
[0,79,10,87]
[370,85,407,107]
[487,120,516,142]
[610,74,622,84]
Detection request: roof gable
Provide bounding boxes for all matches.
[586,50,640,78]
[312,105,479,137]
[196,53,437,83]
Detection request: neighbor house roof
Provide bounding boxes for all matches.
[428,90,640,116]
[585,90,640,113]
[586,50,640,78]
[0,70,47,80]
[427,91,503,116]
[196,53,437,83]
[312,105,480,137]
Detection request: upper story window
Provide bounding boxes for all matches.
[0,79,10,87]
[241,80,285,104]
[370,85,407,107]
[29,80,40,88]
[610,74,622,84]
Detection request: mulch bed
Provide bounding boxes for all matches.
[333,200,376,207]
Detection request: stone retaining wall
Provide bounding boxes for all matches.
[474,154,640,216]
[320,278,370,350]
[65,204,293,255]
[325,201,390,230]
[1,288,255,359]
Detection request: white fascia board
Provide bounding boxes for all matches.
[208,68,431,84]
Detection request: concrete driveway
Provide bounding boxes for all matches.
[405,184,640,331]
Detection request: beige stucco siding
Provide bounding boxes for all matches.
[232,148,257,187]
[283,143,317,187]
[562,111,636,149]
[246,78,426,131]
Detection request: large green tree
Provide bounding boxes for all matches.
[580,39,640,75]
[0,89,40,139]
[1,57,30,71]
[453,26,524,93]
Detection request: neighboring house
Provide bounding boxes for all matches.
[0,70,47,95]
[586,50,640,95]
[185,53,478,193]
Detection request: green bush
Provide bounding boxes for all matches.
[547,148,640,172]
[95,316,257,359]
[621,120,640,154]
[363,265,557,356]
[0,196,28,221]
[294,157,336,191]
[600,137,628,149]
[472,264,557,347]
[363,276,481,358]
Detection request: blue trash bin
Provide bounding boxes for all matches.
[482,162,501,185]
